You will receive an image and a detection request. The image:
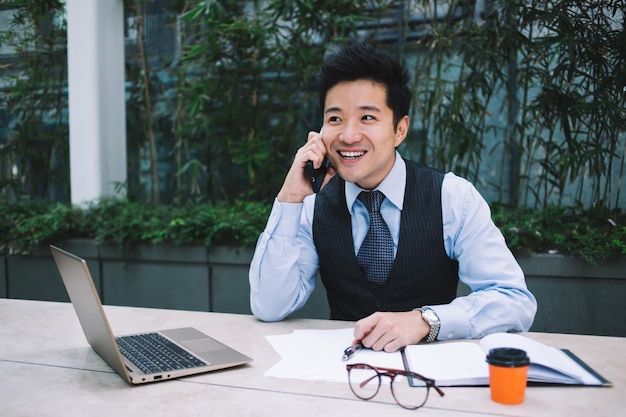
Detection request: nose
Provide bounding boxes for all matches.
[339,121,362,144]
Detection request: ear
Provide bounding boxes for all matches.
[394,115,409,147]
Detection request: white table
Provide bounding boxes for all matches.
[1,299,624,416]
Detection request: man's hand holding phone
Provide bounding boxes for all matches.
[277,129,334,203]
[305,157,330,193]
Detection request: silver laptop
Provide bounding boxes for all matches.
[50,245,252,385]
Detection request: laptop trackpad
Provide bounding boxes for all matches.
[160,328,226,353]
[160,328,251,365]
[181,338,225,353]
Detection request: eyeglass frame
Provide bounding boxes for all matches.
[346,363,445,410]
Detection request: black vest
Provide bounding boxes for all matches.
[313,159,459,320]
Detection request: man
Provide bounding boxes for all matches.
[249,41,536,352]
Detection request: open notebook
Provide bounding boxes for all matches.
[51,245,252,385]
[400,332,610,387]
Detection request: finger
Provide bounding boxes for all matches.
[353,313,379,342]
[305,130,324,146]
[367,330,397,352]
[300,149,327,172]
[295,144,322,168]
[381,337,406,353]
[359,322,390,351]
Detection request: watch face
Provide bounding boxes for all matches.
[422,308,438,324]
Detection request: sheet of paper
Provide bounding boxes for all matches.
[264,328,404,382]
[404,342,489,385]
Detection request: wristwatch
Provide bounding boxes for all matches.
[418,307,440,344]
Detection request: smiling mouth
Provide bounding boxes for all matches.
[339,151,366,160]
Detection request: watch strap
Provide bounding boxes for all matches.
[417,307,440,343]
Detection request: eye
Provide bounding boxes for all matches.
[362,115,376,121]
[328,116,341,123]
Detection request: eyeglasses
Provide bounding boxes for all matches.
[346,363,445,410]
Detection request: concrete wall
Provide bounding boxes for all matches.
[3,245,624,336]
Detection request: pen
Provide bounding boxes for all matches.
[342,343,363,361]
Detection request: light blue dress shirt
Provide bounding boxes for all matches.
[249,152,537,340]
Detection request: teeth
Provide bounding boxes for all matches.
[340,151,365,159]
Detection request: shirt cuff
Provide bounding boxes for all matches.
[429,303,472,341]
[268,198,304,236]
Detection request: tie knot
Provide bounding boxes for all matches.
[358,190,385,213]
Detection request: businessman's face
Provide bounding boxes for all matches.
[322,80,408,190]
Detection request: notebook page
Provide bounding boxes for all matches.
[404,342,490,386]
[479,333,602,385]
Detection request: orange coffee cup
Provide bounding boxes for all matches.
[486,347,530,405]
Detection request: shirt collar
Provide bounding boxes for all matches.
[346,151,406,212]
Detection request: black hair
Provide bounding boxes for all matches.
[318,41,412,128]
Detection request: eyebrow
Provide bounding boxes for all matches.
[324,105,383,114]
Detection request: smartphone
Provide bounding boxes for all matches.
[305,128,328,193]
[305,156,330,193]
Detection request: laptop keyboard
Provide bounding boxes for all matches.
[116,332,207,374]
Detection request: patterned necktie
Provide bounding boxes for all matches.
[357,190,394,286]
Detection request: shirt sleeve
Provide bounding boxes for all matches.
[430,173,537,340]
[249,197,319,321]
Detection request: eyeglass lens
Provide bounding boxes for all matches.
[348,364,430,410]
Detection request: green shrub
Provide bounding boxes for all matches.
[493,204,626,265]
[0,198,271,255]
[2,198,624,265]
